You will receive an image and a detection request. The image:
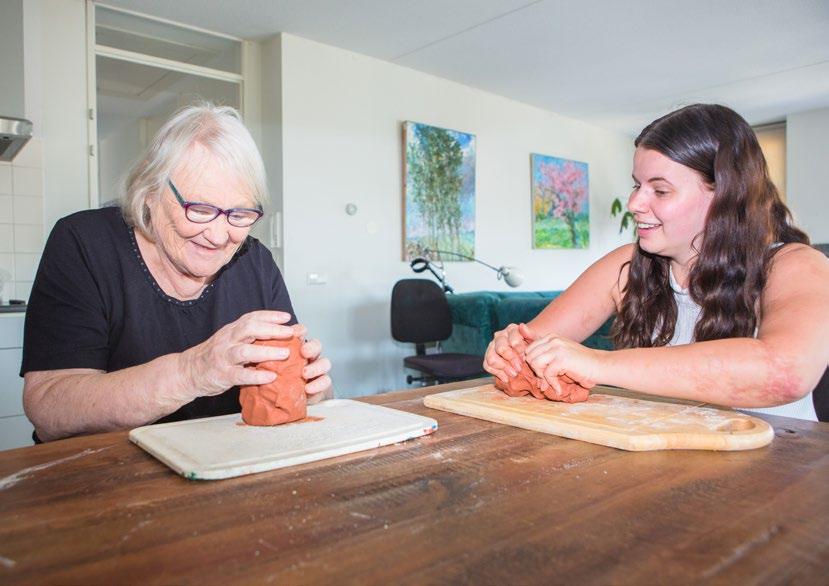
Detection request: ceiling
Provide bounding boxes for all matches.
[100,0,829,136]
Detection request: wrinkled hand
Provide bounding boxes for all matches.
[484,323,538,383]
[296,326,332,404]
[524,334,604,402]
[181,310,299,399]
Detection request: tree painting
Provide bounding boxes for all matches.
[531,154,589,249]
[404,121,475,260]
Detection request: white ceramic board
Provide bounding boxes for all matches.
[129,399,438,480]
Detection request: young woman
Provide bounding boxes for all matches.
[484,104,828,421]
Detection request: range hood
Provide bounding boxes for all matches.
[0,116,33,162]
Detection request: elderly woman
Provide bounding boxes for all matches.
[21,103,332,442]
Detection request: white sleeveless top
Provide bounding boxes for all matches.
[668,267,817,421]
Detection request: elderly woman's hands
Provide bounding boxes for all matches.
[180,310,331,402]
[181,310,294,399]
[524,333,605,400]
[483,322,538,383]
[294,325,333,404]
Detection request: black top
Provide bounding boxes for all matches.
[21,206,296,425]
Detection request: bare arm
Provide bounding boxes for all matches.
[24,359,192,442]
[484,245,631,381]
[23,310,307,441]
[527,244,632,339]
[526,244,829,407]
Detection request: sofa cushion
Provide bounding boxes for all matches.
[494,295,563,330]
[444,292,499,356]
[444,290,615,356]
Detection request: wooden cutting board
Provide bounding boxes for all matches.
[423,384,774,451]
[129,400,438,480]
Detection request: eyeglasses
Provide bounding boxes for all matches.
[167,179,264,228]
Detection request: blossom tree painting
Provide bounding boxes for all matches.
[404,121,476,260]
[531,154,589,248]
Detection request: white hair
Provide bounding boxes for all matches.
[121,102,267,237]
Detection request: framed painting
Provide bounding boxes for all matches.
[531,153,589,249]
[403,121,476,260]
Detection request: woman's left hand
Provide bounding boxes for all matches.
[292,325,332,404]
[524,334,605,401]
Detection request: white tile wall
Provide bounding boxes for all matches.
[0,253,13,278]
[12,195,43,225]
[14,253,39,282]
[13,224,43,253]
[14,281,32,302]
[12,166,42,196]
[11,138,42,168]
[0,196,12,223]
[0,138,43,303]
[0,166,11,194]
[0,225,13,252]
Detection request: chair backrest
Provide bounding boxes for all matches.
[814,367,829,422]
[391,279,453,344]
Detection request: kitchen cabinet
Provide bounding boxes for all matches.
[0,312,32,450]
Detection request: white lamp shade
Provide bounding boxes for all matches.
[501,267,523,287]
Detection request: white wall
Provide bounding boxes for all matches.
[0,0,25,118]
[787,107,829,243]
[24,0,90,235]
[0,0,87,304]
[98,117,143,201]
[0,137,44,303]
[257,36,284,269]
[278,35,633,398]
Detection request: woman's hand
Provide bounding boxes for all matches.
[295,325,333,404]
[484,322,538,383]
[180,310,300,399]
[524,334,605,401]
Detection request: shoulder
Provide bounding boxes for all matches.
[764,243,829,301]
[768,243,829,278]
[49,206,125,243]
[229,236,283,280]
[603,243,637,265]
[591,243,636,289]
[564,244,635,308]
[238,236,277,268]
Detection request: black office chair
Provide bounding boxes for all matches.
[391,278,487,385]
[813,368,828,422]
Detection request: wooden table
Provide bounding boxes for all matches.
[1,378,827,584]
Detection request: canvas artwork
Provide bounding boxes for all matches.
[403,121,476,260]
[531,154,589,249]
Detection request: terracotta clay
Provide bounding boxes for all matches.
[495,360,590,404]
[240,335,308,425]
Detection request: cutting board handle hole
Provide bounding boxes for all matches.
[716,419,754,432]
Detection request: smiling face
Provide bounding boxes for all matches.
[629,147,715,269]
[145,143,256,282]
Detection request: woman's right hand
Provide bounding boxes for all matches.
[483,322,538,383]
[180,310,297,399]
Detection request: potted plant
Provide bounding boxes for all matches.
[611,197,635,235]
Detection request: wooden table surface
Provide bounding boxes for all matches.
[1,378,827,585]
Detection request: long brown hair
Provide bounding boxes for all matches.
[612,104,809,348]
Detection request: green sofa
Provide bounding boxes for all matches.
[443,291,615,356]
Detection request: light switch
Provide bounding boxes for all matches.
[306,272,328,285]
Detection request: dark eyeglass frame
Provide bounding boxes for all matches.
[167,179,264,228]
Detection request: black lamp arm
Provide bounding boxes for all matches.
[409,256,454,293]
[423,248,501,273]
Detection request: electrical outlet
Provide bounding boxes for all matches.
[306,272,328,285]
